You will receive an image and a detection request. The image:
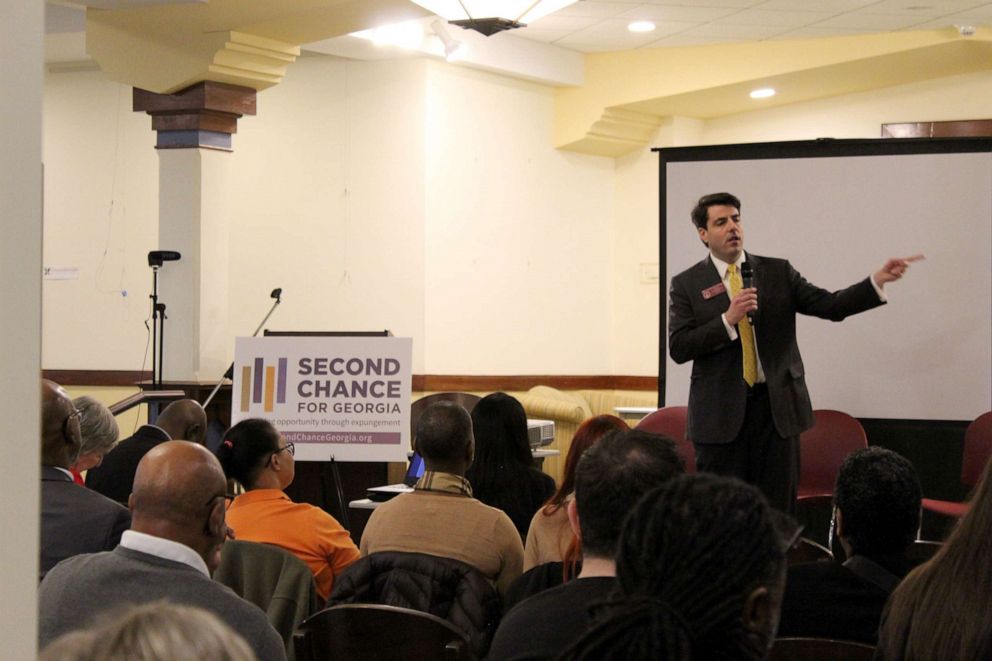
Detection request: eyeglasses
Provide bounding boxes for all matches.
[274,442,295,457]
[203,493,237,509]
[62,408,83,442]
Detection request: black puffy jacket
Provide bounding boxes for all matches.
[329,551,502,658]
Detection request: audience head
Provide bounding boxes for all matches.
[39,601,255,661]
[414,402,474,475]
[41,379,83,468]
[833,446,921,557]
[564,474,787,661]
[879,458,992,660]
[130,441,230,571]
[70,396,120,473]
[215,418,295,491]
[469,392,532,478]
[691,192,741,234]
[155,399,207,445]
[572,429,685,560]
[545,415,629,513]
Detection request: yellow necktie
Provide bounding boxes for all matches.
[728,264,757,387]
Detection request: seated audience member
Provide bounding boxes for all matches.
[778,446,922,643]
[360,401,524,597]
[69,396,119,485]
[465,392,555,540]
[40,601,255,661]
[876,458,992,660]
[86,398,207,504]
[561,474,787,661]
[524,414,629,571]
[38,441,287,661]
[40,380,130,580]
[490,429,685,660]
[217,418,359,602]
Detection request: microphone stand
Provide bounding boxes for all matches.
[202,288,283,409]
[156,302,167,387]
[150,266,160,388]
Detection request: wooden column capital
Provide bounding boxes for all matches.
[133,81,257,151]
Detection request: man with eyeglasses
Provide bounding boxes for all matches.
[39,440,287,661]
[40,379,131,580]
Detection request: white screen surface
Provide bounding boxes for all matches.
[662,145,992,421]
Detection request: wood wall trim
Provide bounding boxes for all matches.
[43,370,152,387]
[415,375,658,392]
[881,119,992,138]
[47,370,657,391]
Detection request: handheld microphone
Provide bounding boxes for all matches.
[148,250,182,267]
[740,261,754,325]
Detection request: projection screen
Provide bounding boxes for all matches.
[657,138,992,422]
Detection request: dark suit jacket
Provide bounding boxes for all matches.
[778,554,915,644]
[85,425,170,504]
[40,466,131,580]
[669,253,883,444]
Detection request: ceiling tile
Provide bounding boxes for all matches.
[812,12,933,28]
[714,8,834,26]
[524,14,604,30]
[553,2,643,18]
[863,0,987,14]
[756,0,879,10]
[616,4,741,21]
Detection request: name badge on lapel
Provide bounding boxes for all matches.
[701,282,726,300]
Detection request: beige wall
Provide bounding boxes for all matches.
[40,58,992,381]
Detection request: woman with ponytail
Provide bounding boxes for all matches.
[215,418,359,602]
[561,473,787,661]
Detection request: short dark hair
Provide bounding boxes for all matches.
[214,418,281,489]
[834,447,922,556]
[562,474,786,660]
[691,192,741,231]
[415,402,473,463]
[574,429,685,558]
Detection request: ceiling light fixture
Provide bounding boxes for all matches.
[750,88,776,99]
[431,20,467,61]
[410,0,580,36]
[628,20,656,33]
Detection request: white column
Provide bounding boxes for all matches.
[158,149,231,381]
[0,0,43,656]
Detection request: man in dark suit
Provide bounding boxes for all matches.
[40,379,131,580]
[86,398,207,504]
[778,447,923,643]
[669,192,921,512]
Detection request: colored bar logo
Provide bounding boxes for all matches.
[240,357,288,412]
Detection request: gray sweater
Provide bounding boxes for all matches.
[39,546,287,661]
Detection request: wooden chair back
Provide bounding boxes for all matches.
[294,604,472,661]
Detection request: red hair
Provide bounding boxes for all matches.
[543,414,629,516]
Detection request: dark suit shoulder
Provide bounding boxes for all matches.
[86,426,168,501]
[490,577,616,661]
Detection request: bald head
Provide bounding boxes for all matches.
[41,379,81,468]
[155,400,207,445]
[132,441,225,525]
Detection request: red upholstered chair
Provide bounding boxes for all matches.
[798,410,868,501]
[922,411,992,518]
[769,637,874,661]
[635,406,695,472]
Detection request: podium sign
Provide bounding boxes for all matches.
[232,336,412,462]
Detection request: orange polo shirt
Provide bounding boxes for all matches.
[225,489,359,601]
